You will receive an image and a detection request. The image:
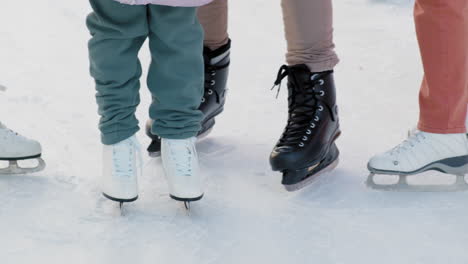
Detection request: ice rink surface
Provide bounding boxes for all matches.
[1,0,467,263]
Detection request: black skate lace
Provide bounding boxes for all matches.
[272,65,327,148]
[202,62,229,104]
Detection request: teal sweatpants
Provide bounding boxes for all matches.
[87,0,204,145]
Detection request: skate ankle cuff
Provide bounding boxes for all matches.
[204,39,231,60]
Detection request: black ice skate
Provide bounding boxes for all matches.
[146,40,231,157]
[270,64,341,191]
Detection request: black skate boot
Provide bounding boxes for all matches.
[146,40,231,157]
[270,64,341,191]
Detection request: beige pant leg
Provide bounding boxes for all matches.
[281,0,339,72]
[197,0,229,50]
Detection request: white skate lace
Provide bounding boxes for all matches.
[0,122,27,139]
[133,138,143,178]
[168,140,195,177]
[390,129,427,156]
[112,136,143,179]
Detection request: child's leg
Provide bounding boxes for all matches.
[147,6,205,139]
[86,0,148,145]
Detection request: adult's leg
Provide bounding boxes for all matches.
[197,0,229,50]
[147,5,205,139]
[367,0,468,187]
[87,0,147,145]
[281,0,339,72]
[415,0,468,133]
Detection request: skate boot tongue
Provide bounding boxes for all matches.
[203,40,231,65]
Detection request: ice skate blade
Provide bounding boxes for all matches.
[148,151,161,158]
[170,195,203,211]
[198,127,213,140]
[102,193,138,203]
[170,194,204,202]
[0,158,46,175]
[366,173,468,192]
[284,158,339,192]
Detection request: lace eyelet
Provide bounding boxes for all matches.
[310,123,316,128]
[314,116,320,122]
[211,71,216,76]
[208,89,213,95]
[211,80,216,86]
[201,97,205,103]
[318,79,325,86]
[318,106,324,111]
[302,136,308,141]
[320,91,325,96]
[299,142,305,147]
[306,129,311,135]
[310,74,319,81]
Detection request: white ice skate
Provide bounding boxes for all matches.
[367,130,468,192]
[161,137,203,209]
[101,135,141,206]
[0,122,46,174]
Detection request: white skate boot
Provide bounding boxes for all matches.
[161,137,203,209]
[367,130,468,191]
[101,135,141,206]
[0,122,45,174]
